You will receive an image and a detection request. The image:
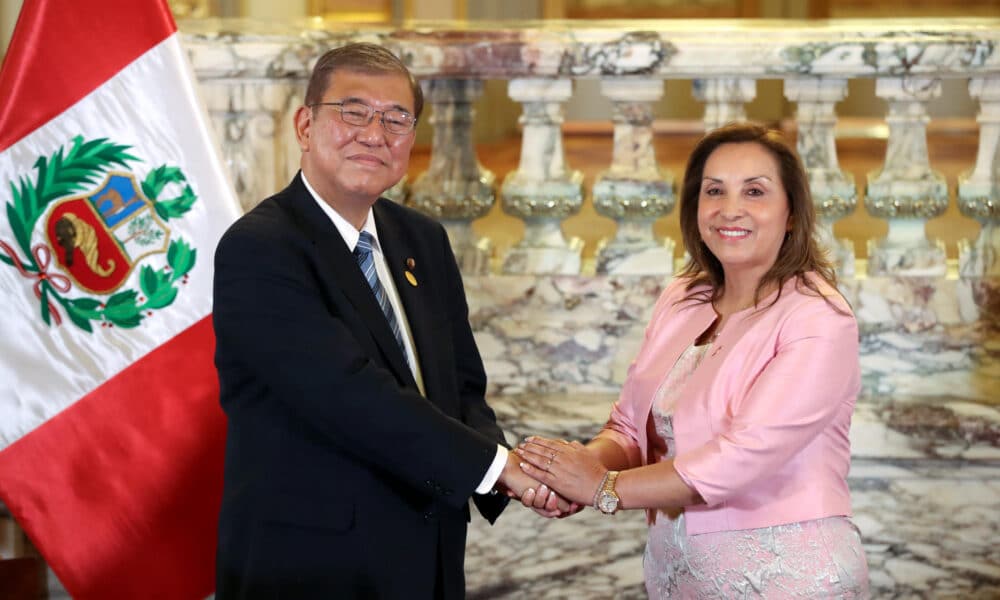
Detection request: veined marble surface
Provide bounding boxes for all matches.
[466,392,1000,599]
[179,19,1000,80]
[466,275,666,394]
[464,273,998,597]
[467,274,1000,402]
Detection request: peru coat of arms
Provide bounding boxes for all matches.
[1,136,198,331]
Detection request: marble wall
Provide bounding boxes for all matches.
[463,273,999,598]
[466,275,998,400]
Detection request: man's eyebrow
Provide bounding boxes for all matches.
[339,96,412,113]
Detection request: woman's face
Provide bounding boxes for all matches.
[697,142,791,281]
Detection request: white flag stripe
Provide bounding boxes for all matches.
[0,34,239,448]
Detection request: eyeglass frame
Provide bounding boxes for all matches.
[308,100,418,135]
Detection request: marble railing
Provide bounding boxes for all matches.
[180,17,1000,278]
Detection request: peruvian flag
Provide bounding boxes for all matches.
[0,0,240,597]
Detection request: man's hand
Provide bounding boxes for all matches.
[519,485,584,519]
[496,450,572,515]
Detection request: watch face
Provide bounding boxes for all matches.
[599,491,619,513]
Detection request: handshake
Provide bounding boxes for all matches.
[495,436,608,518]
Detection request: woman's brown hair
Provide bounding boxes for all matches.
[676,122,839,310]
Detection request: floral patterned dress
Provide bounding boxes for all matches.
[643,343,870,599]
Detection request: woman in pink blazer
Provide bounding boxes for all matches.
[517,123,870,598]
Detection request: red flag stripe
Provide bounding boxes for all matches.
[0,0,177,152]
[0,316,224,599]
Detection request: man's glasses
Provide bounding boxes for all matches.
[309,101,417,135]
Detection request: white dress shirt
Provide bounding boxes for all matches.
[301,174,506,494]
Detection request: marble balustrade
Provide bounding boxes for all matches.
[180,17,1000,278]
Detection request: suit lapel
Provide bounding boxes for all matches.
[280,176,415,388]
[374,201,437,396]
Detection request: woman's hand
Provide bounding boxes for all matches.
[515,436,607,507]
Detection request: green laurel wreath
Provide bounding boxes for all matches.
[1,135,199,332]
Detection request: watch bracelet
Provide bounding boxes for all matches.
[592,471,611,510]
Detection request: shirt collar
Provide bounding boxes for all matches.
[301,172,382,253]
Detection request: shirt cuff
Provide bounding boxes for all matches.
[475,445,508,495]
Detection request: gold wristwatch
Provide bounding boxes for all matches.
[594,470,621,515]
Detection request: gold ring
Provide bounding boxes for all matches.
[546,457,554,469]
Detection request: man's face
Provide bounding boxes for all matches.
[295,69,416,216]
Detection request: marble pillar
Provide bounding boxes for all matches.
[200,79,299,213]
[866,77,948,277]
[958,77,1000,277]
[501,78,584,275]
[692,77,756,130]
[592,79,675,275]
[785,78,857,277]
[408,79,495,274]
[382,178,408,204]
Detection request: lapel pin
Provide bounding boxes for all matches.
[405,258,417,286]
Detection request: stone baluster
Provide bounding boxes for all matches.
[958,77,1000,277]
[383,179,408,203]
[865,77,948,277]
[500,78,584,274]
[784,78,857,277]
[592,79,675,274]
[200,80,299,213]
[693,78,756,130]
[408,79,495,274]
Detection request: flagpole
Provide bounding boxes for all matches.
[0,0,23,58]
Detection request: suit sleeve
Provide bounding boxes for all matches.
[213,219,498,510]
[672,298,860,506]
[435,226,510,522]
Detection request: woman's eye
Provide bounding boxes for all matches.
[704,187,721,196]
[746,187,764,197]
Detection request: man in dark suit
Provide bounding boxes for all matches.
[212,43,558,598]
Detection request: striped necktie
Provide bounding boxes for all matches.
[353,231,408,363]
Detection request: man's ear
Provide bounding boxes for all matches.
[293,105,311,152]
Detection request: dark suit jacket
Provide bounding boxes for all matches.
[213,173,508,599]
